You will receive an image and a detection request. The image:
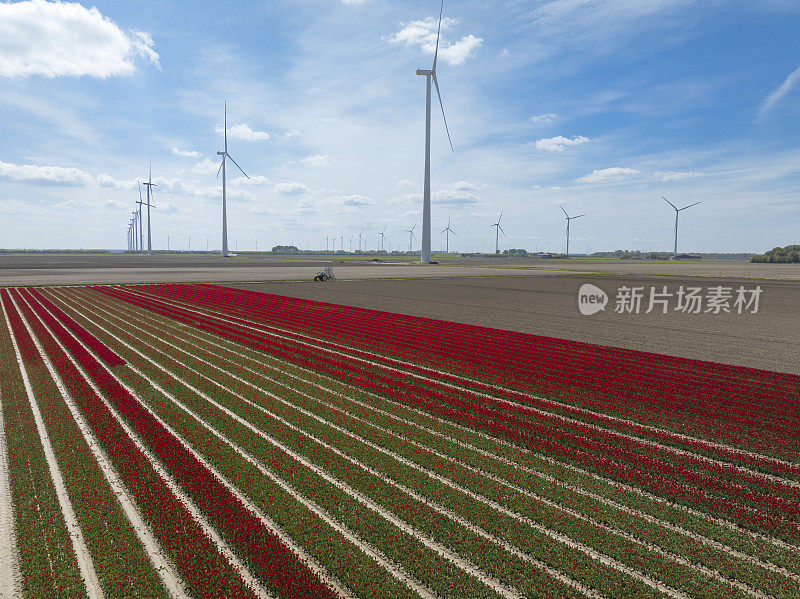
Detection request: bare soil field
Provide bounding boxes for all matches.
[229,274,800,375]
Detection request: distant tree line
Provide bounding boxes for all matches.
[751,245,800,263]
[271,245,300,254]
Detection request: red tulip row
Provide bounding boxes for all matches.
[97,286,800,507]
[0,292,87,597]
[60,285,800,591]
[12,286,350,599]
[1,291,173,597]
[141,282,800,412]
[117,285,800,481]
[125,284,800,460]
[62,285,800,598]
[94,285,800,541]
[3,287,258,599]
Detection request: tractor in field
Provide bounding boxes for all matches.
[314,266,335,281]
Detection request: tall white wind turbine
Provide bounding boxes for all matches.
[141,158,157,255]
[216,103,250,257]
[561,205,585,256]
[442,217,456,253]
[662,196,701,259]
[490,212,505,254]
[379,226,387,252]
[417,0,454,264]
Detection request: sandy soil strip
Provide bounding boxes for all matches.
[14,293,274,599]
[123,286,797,481]
[4,296,104,599]
[13,309,191,598]
[0,315,22,599]
[77,288,800,561]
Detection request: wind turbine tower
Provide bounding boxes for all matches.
[142,159,157,255]
[561,205,586,256]
[417,0,454,264]
[442,217,456,253]
[216,103,250,257]
[379,226,387,252]
[490,212,505,254]
[662,196,701,259]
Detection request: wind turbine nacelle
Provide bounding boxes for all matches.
[416,69,432,76]
[217,151,225,156]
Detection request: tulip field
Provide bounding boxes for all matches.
[2,283,800,599]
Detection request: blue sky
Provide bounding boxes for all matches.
[1,0,799,253]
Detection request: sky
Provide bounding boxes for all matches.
[1,0,799,254]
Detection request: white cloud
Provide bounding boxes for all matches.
[231,175,272,186]
[192,158,220,175]
[341,0,368,4]
[0,160,91,186]
[171,148,200,158]
[284,129,301,139]
[332,195,372,207]
[389,17,482,66]
[300,154,333,168]
[397,179,415,189]
[758,63,800,119]
[654,170,703,182]
[275,182,310,195]
[534,135,591,152]
[530,113,557,123]
[216,124,270,141]
[434,189,479,206]
[451,180,478,191]
[97,174,138,190]
[0,0,159,78]
[577,167,642,183]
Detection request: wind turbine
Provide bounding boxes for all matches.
[358,229,364,252]
[131,211,139,251]
[442,217,456,253]
[379,226,387,252]
[136,184,144,252]
[417,0,454,264]
[216,102,249,257]
[490,212,505,254]
[404,223,417,252]
[340,234,344,253]
[561,205,586,256]
[662,196,701,259]
[141,159,157,255]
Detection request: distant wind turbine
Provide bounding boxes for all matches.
[141,158,157,255]
[662,197,701,259]
[216,102,249,257]
[418,0,454,264]
[490,212,505,254]
[442,217,457,253]
[404,223,417,252]
[379,226,387,252]
[561,205,585,256]
[358,229,364,252]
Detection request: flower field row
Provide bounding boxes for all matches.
[2,282,798,598]
[124,283,800,461]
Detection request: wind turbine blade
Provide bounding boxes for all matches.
[216,157,224,179]
[499,225,506,236]
[560,205,569,218]
[432,0,444,72]
[432,73,454,152]
[138,181,143,203]
[227,153,249,179]
[498,210,503,223]
[224,102,228,151]
[680,201,702,211]
[451,229,457,236]
[662,196,678,211]
[574,213,586,219]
